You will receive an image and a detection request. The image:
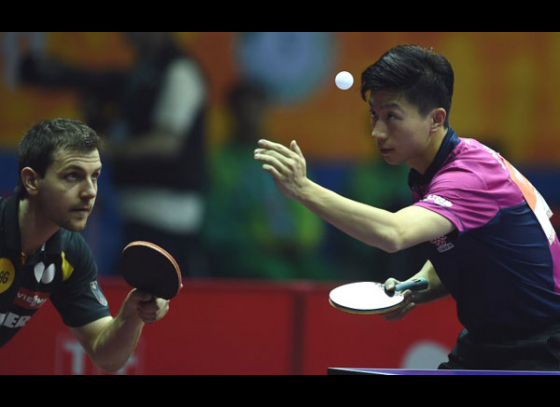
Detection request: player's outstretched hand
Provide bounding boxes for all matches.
[254,139,310,201]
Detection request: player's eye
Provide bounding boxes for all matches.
[65,173,79,182]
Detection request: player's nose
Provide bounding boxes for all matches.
[371,122,388,141]
[80,179,97,200]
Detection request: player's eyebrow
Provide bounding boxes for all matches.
[380,102,403,110]
[60,164,103,174]
[369,101,403,111]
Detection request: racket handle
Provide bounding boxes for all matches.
[395,278,429,292]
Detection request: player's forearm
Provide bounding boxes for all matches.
[90,312,144,373]
[297,180,401,253]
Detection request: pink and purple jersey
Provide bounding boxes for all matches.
[410,128,560,337]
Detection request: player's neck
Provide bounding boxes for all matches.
[18,198,60,256]
[408,126,448,175]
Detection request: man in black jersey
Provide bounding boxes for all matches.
[0,118,171,372]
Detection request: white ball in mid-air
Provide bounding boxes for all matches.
[335,71,354,90]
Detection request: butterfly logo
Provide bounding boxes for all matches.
[34,262,56,285]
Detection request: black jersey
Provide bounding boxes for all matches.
[0,195,110,348]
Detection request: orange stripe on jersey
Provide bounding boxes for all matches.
[503,159,537,211]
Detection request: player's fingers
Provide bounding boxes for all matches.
[258,139,297,159]
[137,303,155,320]
[139,298,168,312]
[139,310,167,324]
[403,290,418,303]
[384,278,401,294]
[380,289,414,321]
[138,300,169,323]
[157,302,170,320]
[262,163,284,181]
[383,302,416,321]
[257,149,295,168]
[291,140,304,158]
[255,152,290,175]
[137,306,156,323]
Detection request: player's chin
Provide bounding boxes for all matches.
[65,222,87,233]
[62,216,89,232]
[380,153,403,166]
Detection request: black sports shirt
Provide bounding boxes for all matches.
[0,195,111,348]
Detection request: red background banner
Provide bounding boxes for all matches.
[0,278,462,375]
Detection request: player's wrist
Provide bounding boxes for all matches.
[295,178,315,204]
[119,291,145,323]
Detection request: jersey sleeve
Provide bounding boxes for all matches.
[50,233,111,328]
[413,166,500,233]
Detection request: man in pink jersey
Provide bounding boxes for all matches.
[255,45,560,371]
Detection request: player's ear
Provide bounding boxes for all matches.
[20,167,41,197]
[430,108,447,133]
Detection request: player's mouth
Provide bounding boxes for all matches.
[70,206,92,216]
[379,147,394,155]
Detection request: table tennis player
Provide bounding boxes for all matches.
[0,119,170,372]
[255,44,560,371]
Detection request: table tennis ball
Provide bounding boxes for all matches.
[335,71,354,90]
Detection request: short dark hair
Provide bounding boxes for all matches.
[16,118,102,198]
[361,45,454,128]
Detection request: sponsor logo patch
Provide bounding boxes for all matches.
[0,258,15,294]
[424,195,453,208]
[90,281,108,307]
[430,235,455,253]
[14,288,50,310]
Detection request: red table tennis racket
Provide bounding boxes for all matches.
[120,241,183,300]
[329,278,428,315]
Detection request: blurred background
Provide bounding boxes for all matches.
[3,32,560,374]
[2,32,560,284]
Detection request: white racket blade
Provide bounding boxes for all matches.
[329,282,405,315]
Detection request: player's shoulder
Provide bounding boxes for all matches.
[59,229,92,259]
[436,138,508,189]
[58,230,98,280]
[451,138,505,167]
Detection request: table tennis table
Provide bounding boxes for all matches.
[328,368,560,375]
